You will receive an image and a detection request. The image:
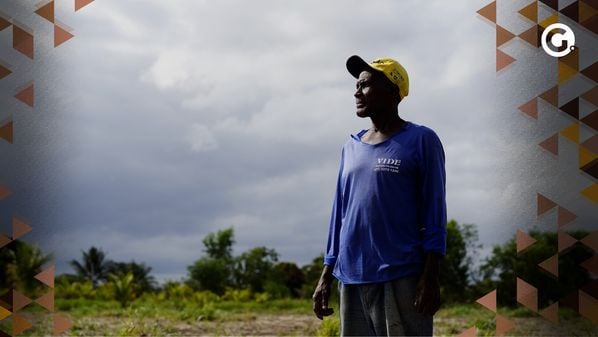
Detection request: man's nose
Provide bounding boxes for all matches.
[354,88,361,98]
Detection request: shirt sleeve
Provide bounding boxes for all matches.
[419,130,447,256]
[324,148,345,266]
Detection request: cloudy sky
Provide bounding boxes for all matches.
[3,0,594,283]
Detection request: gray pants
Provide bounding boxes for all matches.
[339,274,433,337]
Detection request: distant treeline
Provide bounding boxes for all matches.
[0,222,592,308]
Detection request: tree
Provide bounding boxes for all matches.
[187,257,230,295]
[203,227,235,261]
[0,241,53,295]
[108,272,137,308]
[106,260,156,293]
[233,246,278,293]
[269,262,305,298]
[440,220,481,303]
[70,246,111,288]
[479,230,591,307]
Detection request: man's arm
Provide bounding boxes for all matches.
[414,252,441,316]
[312,264,335,319]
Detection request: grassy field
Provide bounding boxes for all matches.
[1,297,596,336]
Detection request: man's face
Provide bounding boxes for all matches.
[354,70,396,118]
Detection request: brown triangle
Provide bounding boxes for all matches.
[582,135,598,155]
[54,23,74,48]
[537,193,557,215]
[578,291,598,323]
[561,48,579,72]
[0,118,13,144]
[457,326,477,337]
[519,97,538,118]
[495,314,515,336]
[519,1,538,22]
[560,1,579,21]
[581,86,598,106]
[519,25,540,47]
[560,97,579,119]
[581,61,598,82]
[581,14,598,35]
[0,15,10,31]
[11,290,31,311]
[581,158,598,179]
[581,110,598,131]
[12,24,34,59]
[558,231,577,252]
[15,83,34,107]
[12,313,32,335]
[580,231,598,251]
[35,1,55,23]
[557,206,576,227]
[75,0,94,11]
[538,254,558,277]
[539,0,559,11]
[540,302,559,323]
[517,229,537,253]
[0,234,11,248]
[0,184,10,199]
[0,63,11,80]
[35,289,54,312]
[477,1,496,23]
[496,49,515,72]
[12,216,32,240]
[540,86,558,106]
[539,133,558,155]
[35,265,54,288]
[0,291,12,310]
[497,25,516,47]
[580,1,598,22]
[580,256,598,274]
[476,289,496,312]
[582,0,598,10]
[53,314,73,335]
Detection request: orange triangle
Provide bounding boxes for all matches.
[35,1,54,23]
[560,123,579,143]
[539,13,559,29]
[539,86,558,106]
[54,23,74,48]
[0,63,11,80]
[538,254,558,277]
[557,206,576,228]
[519,97,538,118]
[496,49,515,72]
[75,0,94,11]
[558,231,577,252]
[517,229,537,253]
[35,265,54,288]
[495,314,515,336]
[580,231,598,251]
[477,1,496,23]
[0,306,11,320]
[539,133,558,155]
[579,291,598,324]
[35,289,54,312]
[53,313,73,335]
[12,24,34,59]
[581,183,598,204]
[540,302,559,323]
[497,25,516,47]
[0,118,13,144]
[558,61,577,84]
[12,313,32,335]
[0,233,11,248]
[580,256,598,274]
[0,184,11,199]
[476,289,496,313]
[457,326,477,337]
[14,83,34,107]
[12,290,31,311]
[580,146,598,168]
[519,25,540,47]
[519,1,538,22]
[12,216,32,240]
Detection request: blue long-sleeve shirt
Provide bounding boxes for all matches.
[324,121,447,284]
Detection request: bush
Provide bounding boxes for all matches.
[316,317,340,337]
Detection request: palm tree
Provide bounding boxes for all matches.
[1,241,53,295]
[70,246,111,288]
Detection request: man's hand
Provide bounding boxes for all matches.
[414,252,442,316]
[312,265,334,320]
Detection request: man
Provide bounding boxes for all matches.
[312,55,447,336]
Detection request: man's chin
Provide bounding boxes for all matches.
[356,109,369,118]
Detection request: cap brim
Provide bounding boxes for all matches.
[346,55,375,79]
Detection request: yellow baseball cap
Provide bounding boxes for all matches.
[346,55,409,99]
